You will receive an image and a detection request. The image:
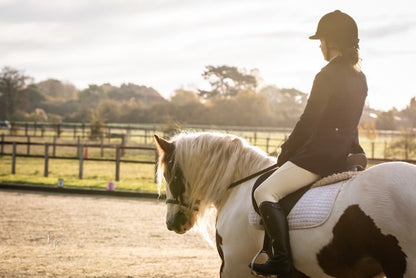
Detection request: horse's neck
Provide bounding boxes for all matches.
[207,156,275,209]
[215,177,255,218]
[182,137,275,211]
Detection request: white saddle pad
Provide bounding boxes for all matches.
[249,181,344,230]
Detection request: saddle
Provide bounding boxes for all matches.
[251,153,367,216]
[249,153,367,262]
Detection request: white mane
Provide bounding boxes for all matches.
[165,132,275,215]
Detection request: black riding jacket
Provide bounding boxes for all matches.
[278,56,368,176]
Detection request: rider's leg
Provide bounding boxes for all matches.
[254,161,320,203]
[251,161,320,277]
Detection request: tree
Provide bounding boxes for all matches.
[171,89,199,105]
[96,99,121,122]
[0,67,32,120]
[199,65,257,99]
[78,84,107,107]
[107,83,166,105]
[401,97,416,128]
[170,89,206,124]
[259,86,307,127]
[36,79,77,100]
[66,106,95,123]
[232,90,273,126]
[20,84,46,113]
[375,109,399,130]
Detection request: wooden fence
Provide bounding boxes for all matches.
[4,121,416,159]
[2,135,416,184]
[0,137,157,182]
[2,122,416,184]
[3,121,289,153]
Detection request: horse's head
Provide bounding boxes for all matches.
[154,135,199,234]
[155,132,275,234]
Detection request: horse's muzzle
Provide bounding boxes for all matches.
[166,211,187,233]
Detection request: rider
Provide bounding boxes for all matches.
[251,10,368,277]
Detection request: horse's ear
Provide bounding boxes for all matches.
[154,135,174,155]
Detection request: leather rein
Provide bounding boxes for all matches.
[227,163,279,190]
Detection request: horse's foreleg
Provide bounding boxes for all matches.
[216,229,254,278]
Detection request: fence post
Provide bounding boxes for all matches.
[77,136,81,156]
[405,139,409,160]
[27,136,31,155]
[154,149,158,183]
[12,142,16,174]
[121,135,126,156]
[1,134,4,157]
[100,136,104,157]
[79,144,84,179]
[81,123,85,139]
[371,142,375,159]
[44,143,49,177]
[56,123,61,138]
[266,137,270,154]
[53,136,57,157]
[115,145,121,181]
[25,122,28,136]
[73,125,77,139]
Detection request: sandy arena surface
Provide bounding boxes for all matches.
[0,190,220,277]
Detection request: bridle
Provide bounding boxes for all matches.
[164,152,278,211]
[164,154,199,211]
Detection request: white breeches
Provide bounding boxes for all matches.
[254,161,320,204]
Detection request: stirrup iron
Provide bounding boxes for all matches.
[250,248,273,277]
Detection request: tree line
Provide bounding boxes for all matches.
[1,65,415,130]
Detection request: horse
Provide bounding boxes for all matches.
[154,132,416,278]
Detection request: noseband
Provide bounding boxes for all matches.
[165,155,199,211]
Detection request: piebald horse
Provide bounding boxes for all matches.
[154,132,416,278]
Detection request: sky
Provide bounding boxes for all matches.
[0,0,415,111]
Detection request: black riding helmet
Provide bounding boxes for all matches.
[309,10,359,49]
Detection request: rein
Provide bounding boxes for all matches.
[227,163,279,190]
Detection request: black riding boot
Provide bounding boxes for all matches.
[251,201,293,277]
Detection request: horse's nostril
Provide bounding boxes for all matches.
[176,211,187,226]
[167,211,187,232]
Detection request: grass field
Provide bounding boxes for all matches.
[0,156,158,192]
[0,132,159,192]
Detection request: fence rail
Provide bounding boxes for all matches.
[3,121,416,158]
[0,139,158,182]
[2,121,291,153]
[2,136,416,184]
[2,123,416,185]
